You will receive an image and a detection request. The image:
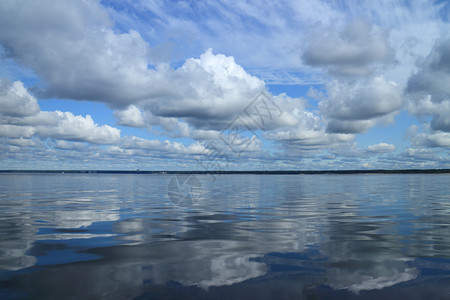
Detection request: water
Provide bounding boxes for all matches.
[1,173,450,299]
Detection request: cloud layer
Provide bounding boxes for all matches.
[0,0,449,169]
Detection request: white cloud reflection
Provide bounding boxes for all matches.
[4,174,450,296]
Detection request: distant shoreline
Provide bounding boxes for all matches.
[1,169,450,174]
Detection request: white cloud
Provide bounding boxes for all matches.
[424,132,450,148]
[114,105,146,128]
[380,146,448,169]
[407,39,450,133]
[404,147,440,160]
[0,2,266,115]
[367,143,396,153]
[0,79,121,144]
[0,79,39,117]
[403,38,450,150]
[0,0,278,137]
[321,77,403,134]
[407,38,450,99]
[0,124,35,138]
[325,119,376,135]
[116,0,342,83]
[0,0,153,106]
[7,137,35,147]
[303,19,393,76]
[53,140,93,151]
[143,49,265,129]
[1,0,450,169]
[119,136,208,156]
[35,111,121,145]
[407,124,450,148]
[407,95,450,133]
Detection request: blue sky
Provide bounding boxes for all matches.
[0,0,450,170]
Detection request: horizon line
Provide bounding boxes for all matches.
[1,169,450,174]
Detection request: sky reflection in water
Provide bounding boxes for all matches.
[1,174,450,299]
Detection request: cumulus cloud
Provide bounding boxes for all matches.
[380,146,448,169]
[0,78,265,168]
[120,136,208,156]
[7,137,36,147]
[302,18,404,138]
[407,38,450,99]
[265,116,354,150]
[114,105,146,128]
[422,132,450,148]
[403,38,450,152]
[143,49,265,130]
[0,0,300,140]
[0,124,35,138]
[218,92,355,152]
[0,79,39,117]
[0,0,155,106]
[0,0,273,136]
[0,1,402,158]
[53,140,93,151]
[115,0,341,84]
[5,111,121,145]
[367,143,396,153]
[407,124,450,148]
[1,0,449,169]
[36,111,121,145]
[407,39,450,134]
[321,77,403,134]
[403,147,440,160]
[0,79,120,144]
[0,1,267,117]
[303,19,393,76]
[407,95,450,132]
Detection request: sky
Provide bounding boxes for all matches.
[0,0,450,170]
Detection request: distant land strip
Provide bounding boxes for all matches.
[1,169,450,174]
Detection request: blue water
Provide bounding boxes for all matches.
[1,173,450,299]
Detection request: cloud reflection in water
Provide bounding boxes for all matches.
[1,174,450,298]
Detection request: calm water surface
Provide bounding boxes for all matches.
[1,173,450,299]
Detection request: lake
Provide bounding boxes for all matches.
[1,173,450,299]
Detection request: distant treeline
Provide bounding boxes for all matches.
[1,169,450,174]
